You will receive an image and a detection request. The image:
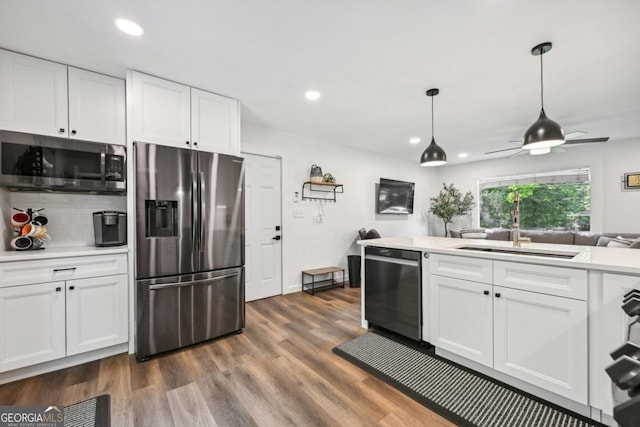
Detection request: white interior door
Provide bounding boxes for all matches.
[244,153,282,301]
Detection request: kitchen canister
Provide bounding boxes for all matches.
[310,165,323,183]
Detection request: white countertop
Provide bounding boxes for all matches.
[359,236,640,275]
[0,245,129,262]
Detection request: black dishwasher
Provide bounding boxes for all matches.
[364,246,422,341]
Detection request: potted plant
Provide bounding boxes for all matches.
[429,183,474,237]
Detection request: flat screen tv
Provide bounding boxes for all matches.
[377,178,415,214]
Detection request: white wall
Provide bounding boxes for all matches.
[434,139,640,235]
[2,192,126,250]
[241,123,439,293]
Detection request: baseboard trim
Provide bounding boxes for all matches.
[0,343,128,385]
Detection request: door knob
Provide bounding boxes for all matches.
[273,235,281,241]
[483,290,489,295]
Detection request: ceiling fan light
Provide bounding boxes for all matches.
[420,138,447,167]
[522,109,565,150]
[530,147,551,155]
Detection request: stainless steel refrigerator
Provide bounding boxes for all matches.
[134,141,245,360]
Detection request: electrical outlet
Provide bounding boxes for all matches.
[293,209,304,218]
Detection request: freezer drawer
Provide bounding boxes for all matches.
[136,267,244,360]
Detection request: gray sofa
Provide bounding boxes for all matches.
[449,229,640,248]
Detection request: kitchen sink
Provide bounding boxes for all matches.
[456,245,579,259]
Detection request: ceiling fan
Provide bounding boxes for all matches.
[485,131,610,158]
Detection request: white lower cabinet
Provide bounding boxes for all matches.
[0,254,128,374]
[430,275,493,366]
[0,282,66,371]
[493,286,588,404]
[429,255,589,405]
[66,274,128,356]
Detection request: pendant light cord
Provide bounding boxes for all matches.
[431,95,435,139]
[540,50,544,110]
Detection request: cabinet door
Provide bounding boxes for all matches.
[430,275,493,366]
[191,88,240,154]
[66,274,128,356]
[68,67,125,145]
[0,49,68,137]
[131,71,191,148]
[493,286,588,404]
[0,282,66,372]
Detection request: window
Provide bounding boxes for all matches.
[479,168,590,231]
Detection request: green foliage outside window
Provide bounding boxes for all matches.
[480,182,590,231]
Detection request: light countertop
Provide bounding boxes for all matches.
[358,236,640,275]
[0,245,129,262]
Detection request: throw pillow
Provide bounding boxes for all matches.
[596,236,613,247]
[629,237,640,249]
[607,236,634,248]
[608,240,630,248]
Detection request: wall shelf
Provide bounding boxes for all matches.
[301,181,343,202]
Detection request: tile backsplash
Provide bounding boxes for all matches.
[8,192,127,248]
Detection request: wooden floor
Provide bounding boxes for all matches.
[0,286,454,426]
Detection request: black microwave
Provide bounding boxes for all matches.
[0,130,126,193]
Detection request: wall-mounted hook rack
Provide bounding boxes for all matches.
[301,181,343,202]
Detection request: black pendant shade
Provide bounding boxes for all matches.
[522,42,565,150]
[420,137,447,166]
[420,88,447,167]
[522,108,565,149]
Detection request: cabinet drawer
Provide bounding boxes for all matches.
[0,254,127,288]
[430,254,493,284]
[493,261,587,300]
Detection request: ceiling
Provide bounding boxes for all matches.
[1,0,639,165]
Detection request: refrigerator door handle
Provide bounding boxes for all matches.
[199,171,205,251]
[192,172,199,251]
[148,273,240,290]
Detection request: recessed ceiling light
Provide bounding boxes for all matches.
[304,90,321,101]
[458,153,468,158]
[409,137,421,144]
[115,18,144,36]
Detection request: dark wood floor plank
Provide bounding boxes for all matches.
[0,286,453,427]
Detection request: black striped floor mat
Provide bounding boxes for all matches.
[334,332,604,427]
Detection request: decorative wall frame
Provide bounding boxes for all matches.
[623,172,640,190]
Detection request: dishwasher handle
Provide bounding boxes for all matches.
[365,254,420,267]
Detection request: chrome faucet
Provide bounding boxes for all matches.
[512,190,531,247]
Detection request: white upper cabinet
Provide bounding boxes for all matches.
[68,67,126,145]
[130,71,241,154]
[0,49,126,144]
[130,71,191,148]
[191,87,240,154]
[0,49,68,138]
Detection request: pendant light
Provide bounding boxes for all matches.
[522,42,565,150]
[420,88,447,167]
